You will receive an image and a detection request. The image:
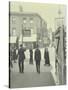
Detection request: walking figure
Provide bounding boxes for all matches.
[34,46,41,73]
[18,44,25,73]
[13,46,17,63]
[29,49,33,64]
[9,47,13,72]
[44,47,50,66]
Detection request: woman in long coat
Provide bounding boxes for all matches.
[44,48,50,66]
[29,49,33,64]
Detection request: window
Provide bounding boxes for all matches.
[12,17,16,24]
[31,28,33,30]
[12,28,16,36]
[30,18,33,23]
[23,30,31,37]
[31,28,34,34]
[23,18,26,23]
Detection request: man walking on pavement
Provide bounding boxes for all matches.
[18,44,26,73]
[34,45,41,73]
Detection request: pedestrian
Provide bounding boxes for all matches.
[16,47,18,60]
[13,46,17,63]
[34,46,41,73]
[9,47,13,72]
[44,47,50,66]
[29,49,33,64]
[18,44,25,73]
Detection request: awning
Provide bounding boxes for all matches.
[19,34,37,42]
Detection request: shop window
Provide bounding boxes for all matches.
[23,30,31,37]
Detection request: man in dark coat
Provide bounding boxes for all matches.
[34,47,41,73]
[18,44,25,73]
[44,47,50,66]
[29,49,33,64]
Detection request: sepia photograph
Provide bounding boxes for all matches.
[9,1,66,88]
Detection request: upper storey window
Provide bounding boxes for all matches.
[12,16,16,24]
[23,17,26,23]
[12,28,16,36]
[30,18,33,23]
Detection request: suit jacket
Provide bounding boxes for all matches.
[18,47,25,62]
[34,48,41,61]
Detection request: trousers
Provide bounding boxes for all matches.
[18,61,24,73]
[36,61,40,73]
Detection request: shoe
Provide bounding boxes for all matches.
[21,71,24,73]
[38,71,40,74]
[48,64,50,66]
[44,64,46,66]
[19,71,21,73]
[22,72,24,73]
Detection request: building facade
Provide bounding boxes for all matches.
[54,23,66,85]
[10,12,48,49]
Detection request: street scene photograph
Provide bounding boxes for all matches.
[9,2,66,88]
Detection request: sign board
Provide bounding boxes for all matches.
[23,34,37,42]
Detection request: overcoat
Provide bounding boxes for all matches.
[34,48,41,62]
[18,48,25,62]
[44,49,50,64]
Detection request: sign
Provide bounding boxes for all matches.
[23,34,37,42]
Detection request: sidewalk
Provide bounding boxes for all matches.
[10,47,57,88]
[10,71,55,88]
[11,59,52,73]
